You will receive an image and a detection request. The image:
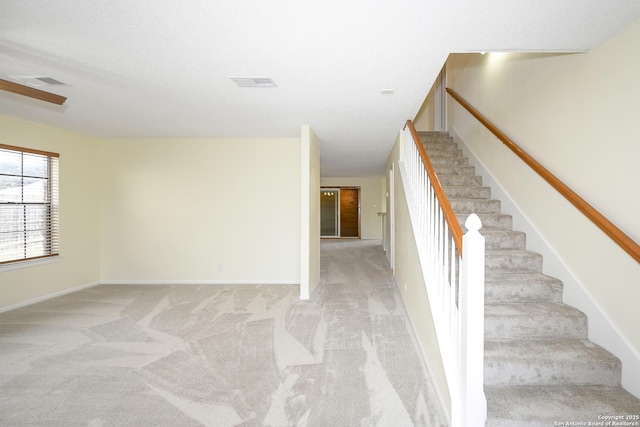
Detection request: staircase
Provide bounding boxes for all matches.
[420,131,640,426]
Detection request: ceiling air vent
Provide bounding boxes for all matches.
[230,77,277,88]
[10,76,67,87]
[34,77,66,85]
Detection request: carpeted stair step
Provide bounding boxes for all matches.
[443,185,492,199]
[429,156,469,167]
[485,302,587,340]
[419,130,450,136]
[450,198,501,214]
[484,339,621,387]
[485,273,563,303]
[479,230,526,250]
[461,219,528,249]
[418,132,453,145]
[439,174,483,186]
[485,249,543,273]
[422,139,463,152]
[425,147,463,158]
[433,165,476,175]
[456,213,513,231]
[484,385,640,427]
[424,141,459,151]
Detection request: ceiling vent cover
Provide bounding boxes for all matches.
[34,77,66,85]
[230,77,277,88]
[10,76,67,87]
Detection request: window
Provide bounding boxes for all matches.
[0,144,59,265]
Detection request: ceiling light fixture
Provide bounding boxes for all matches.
[380,89,395,96]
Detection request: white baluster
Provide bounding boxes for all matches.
[400,125,486,427]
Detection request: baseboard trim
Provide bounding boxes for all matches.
[0,281,100,313]
[99,280,300,286]
[0,280,301,314]
[450,126,640,399]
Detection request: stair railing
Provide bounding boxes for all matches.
[447,88,640,263]
[401,120,486,427]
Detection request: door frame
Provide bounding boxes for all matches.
[389,164,395,270]
[320,186,361,239]
[320,188,340,238]
[435,65,447,132]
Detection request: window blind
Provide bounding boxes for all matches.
[0,144,59,265]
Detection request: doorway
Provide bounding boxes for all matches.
[320,187,360,238]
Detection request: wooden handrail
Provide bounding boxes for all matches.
[405,120,464,254]
[447,87,640,263]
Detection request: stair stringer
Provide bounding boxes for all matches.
[448,126,640,398]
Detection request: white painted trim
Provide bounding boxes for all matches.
[0,280,100,313]
[0,280,299,313]
[435,66,447,131]
[450,127,640,398]
[320,188,341,238]
[99,280,300,286]
[0,255,60,272]
[389,163,396,271]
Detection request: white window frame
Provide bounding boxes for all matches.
[0,144,59,266]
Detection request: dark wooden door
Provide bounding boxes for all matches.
[339,188,360,238]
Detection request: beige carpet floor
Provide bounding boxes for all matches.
[0,239,446,426]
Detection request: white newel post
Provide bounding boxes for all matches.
[459,213,487,427]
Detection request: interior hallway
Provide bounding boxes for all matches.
[0,240,446,426]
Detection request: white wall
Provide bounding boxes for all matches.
[446,18,640,396]
[320,176,386,240]
[99,137,301,284]
[0,115,100,311]
[414,84,436,131]
[301,125,321,299]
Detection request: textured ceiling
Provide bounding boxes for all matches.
[2,0,640,176]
